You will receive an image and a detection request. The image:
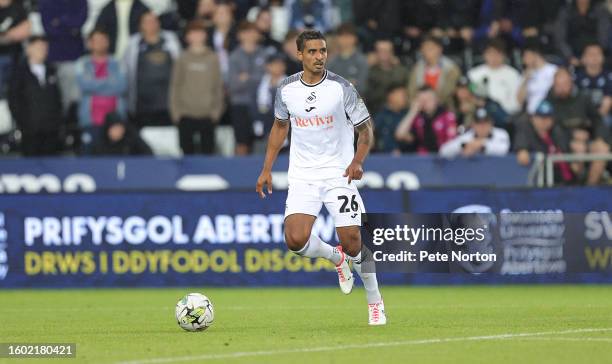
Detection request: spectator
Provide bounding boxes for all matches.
[407,36,461,109]
[353,0,403,51]
[517,43,558,114]
[467,38,522,115]
[402,1,446,42]
[327,23,368,94]
[170,21,224,155]
[513,100,575,183]
[228,21,268,155]
[194,0,218,28]
[8,36,63,156]
[444,0,480,52]
[453,76,479,127]
[123,11,181,127]
[474,0,523,52]
[95,0,150,59]
[94,112,152,155]
[365,38,409,115]
[75,29,127,154]
[574,43,612,124]
[439,107,510,158]
[288,0,333,32]
[208,2,238,79]
[395,86,457,154]
[39,0,88,110]
[373,84,409,154]
[555,0,609,66]
[0,0,31,98]
[177,0,200,22]
[282,29,302,75]
[252,53,287,154]
[254,7,282,53]
[547,67,610,184]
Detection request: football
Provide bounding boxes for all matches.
[175,293,214,332]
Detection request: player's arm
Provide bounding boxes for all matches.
[344,118,373,183]
[256,118,290,198]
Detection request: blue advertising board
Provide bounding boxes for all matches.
[0,155,530,194]
[0,191,404,288]
[0,188,611,288]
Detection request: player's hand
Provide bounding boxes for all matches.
[344,160,364,184]
[256,170,273,198]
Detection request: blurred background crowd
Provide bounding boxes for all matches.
[1,0,612,183]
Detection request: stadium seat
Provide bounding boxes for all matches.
[140,126,182,157]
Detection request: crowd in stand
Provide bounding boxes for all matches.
[0,0,612,184]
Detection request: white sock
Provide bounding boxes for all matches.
[350,251,382,304]
[292,234,343,265]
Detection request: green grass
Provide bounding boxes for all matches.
[1,285,612,364]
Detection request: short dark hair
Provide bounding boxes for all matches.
[336,23,357,36]
[418,85,435,93]
[523,40,543,55]
[485,38,506,54]
[583,42,604,53]
[27,35,48,45]
[237,20,259,34]
[185,20,207,35]
[385,83,405,95]
[421,35,443,48]
[296,30,326,52]
[88,27,109,39]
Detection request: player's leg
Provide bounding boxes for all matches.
[326,180,386,325]
[284,214,339,263]
[284,180,344,265]
[336,226,386,325]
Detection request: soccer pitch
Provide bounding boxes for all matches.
[1,286,612,364]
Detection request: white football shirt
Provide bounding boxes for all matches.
[274,70,370,181]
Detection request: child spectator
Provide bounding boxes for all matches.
[228,21,268,155]
[8,36,63,156]
[407,36,461,109]
[373,85,409,154]
[170,21,224,155]
[94,112,152,155]
[252,53,287,154]
[467,38,522,115]
[395,86,457,154]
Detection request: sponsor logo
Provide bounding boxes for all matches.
[305,106,316,112]
[294,115,334,128]
[305,91,317,104]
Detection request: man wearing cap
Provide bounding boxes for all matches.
[439,107,510,158]
[513,100,575,183]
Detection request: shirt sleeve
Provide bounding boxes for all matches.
[343,82,370,127]
[273,86,289,121]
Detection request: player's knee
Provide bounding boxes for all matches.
[285,230,309,252]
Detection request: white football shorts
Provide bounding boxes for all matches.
[284,177,365,227]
